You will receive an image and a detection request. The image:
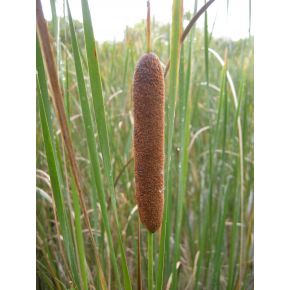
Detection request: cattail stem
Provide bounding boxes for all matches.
[138,218,143,290]
[148,232,154,290]
[146,0,151,53]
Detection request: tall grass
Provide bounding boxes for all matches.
[36,0,254,289]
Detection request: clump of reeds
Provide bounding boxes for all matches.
[133,52,165,233]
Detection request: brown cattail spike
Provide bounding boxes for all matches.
[133,53,165,233]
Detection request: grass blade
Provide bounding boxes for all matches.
[37,36,82,288]
[80,0,132,289]
[36,1,107,288]
[71,172,89,290]
[164,0,216,77]
[208,48,245,290]
[204,8,209,85]
[66,1,120,288]
[37,77,81,289]
[156,0,182,289]
[171,32,194,289]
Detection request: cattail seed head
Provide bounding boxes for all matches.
[133,53,165,233]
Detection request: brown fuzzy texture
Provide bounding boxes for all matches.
[133,53,165,233]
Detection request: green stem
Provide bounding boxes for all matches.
[148,232,154,290]
[146,0,151,53]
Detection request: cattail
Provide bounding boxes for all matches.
[133,53,165,233]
